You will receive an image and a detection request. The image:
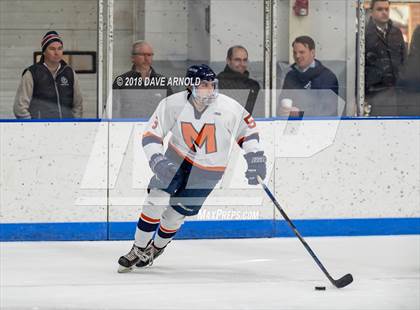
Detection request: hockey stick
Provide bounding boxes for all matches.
[257,176,353,288]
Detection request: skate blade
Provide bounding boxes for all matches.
[117,265,134,273]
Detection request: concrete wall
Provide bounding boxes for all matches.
[188,0,210,61]
[1,119,419,240]
[277,0,290,63]
[210,0,263,62]
[145,0,188,61]
[288,0,350,62]
[113,0,139,78]
[286,0,357,112]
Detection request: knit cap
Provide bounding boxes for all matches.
[41,31,63,52]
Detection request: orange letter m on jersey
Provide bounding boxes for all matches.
[181,122,217,154]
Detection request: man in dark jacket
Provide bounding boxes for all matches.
[112,41,173,119]
[280,36,339,116]
[217,46,261,115]
[397,25,420,116]
[14,31,83,119]
[365,0,406,116]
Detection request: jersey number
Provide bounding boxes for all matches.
[244,114,256,129]
[181,122,217,154]
[151,116,159,129]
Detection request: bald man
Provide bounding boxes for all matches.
[217,45,261,115]
[112,41,173,118]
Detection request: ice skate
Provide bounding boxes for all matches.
[117,244,151,273]
[135,242,166,268]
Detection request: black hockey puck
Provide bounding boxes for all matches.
[315,286,326,290]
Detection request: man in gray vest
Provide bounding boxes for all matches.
[14,31,83,119]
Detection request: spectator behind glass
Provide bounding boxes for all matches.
[112,41,173,119]
[279,35,339,117]
[14,31,83,119]
[365,0,406,116]
[397,25,420,116]
[217,45,260,115]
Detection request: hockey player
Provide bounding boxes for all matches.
[118,64,267,272]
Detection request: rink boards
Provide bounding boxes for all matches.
[0,118,419,241]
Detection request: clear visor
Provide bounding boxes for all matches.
[192,79,219,105]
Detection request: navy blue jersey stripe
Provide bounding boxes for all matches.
[157,228,177,239]
[238,133,260,147]
[137,219,159,232]
[142,135,163,147]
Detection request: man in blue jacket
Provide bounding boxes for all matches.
[280,36,339,117]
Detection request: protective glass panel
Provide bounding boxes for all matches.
[0,0,98,120]
[364,1,420,116]
[276,0,356,117]
[110,0,266,119]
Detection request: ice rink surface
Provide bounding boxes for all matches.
[1,235,419,310]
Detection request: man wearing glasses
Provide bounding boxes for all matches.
[217,45,261,116]
[112,41,173,119]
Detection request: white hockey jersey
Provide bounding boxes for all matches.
[142,91,262,173]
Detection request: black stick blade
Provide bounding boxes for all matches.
[334,273,353,288]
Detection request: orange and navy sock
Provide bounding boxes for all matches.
[153,225,179,248]
[137,213,160,232]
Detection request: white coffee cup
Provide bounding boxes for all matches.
[280,98,293,108]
